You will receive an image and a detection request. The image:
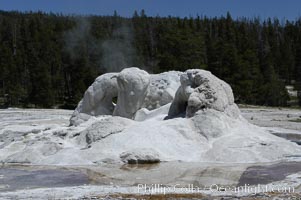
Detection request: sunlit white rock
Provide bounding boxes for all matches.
[113,68,150,119]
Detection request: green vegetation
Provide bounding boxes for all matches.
[0,10,300,108]
[288,119,301,123]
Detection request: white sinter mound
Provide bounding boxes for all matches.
[0,67,300,165]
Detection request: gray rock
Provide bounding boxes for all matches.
[41,142,63,156]
[120,148,160,164]
[70,73,118,125]
[142,71,182,110]
[71,68,181,124]
[76,116,133,144]
[191,109,230,139]
[70,113,92,126]
[167,69,239,119]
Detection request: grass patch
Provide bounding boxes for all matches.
[95,192,301,200]
[288,118,301,123]
[238,104,301,110]
[97,193,205,200]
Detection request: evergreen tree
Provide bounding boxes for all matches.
[0,10,299,107]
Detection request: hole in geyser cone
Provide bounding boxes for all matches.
[112,96,118,104]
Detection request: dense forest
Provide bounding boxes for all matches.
[0,10,301,108]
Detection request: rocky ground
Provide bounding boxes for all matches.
[240,106,301,145]
[240,106,301,130]
[0,107,300,199]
